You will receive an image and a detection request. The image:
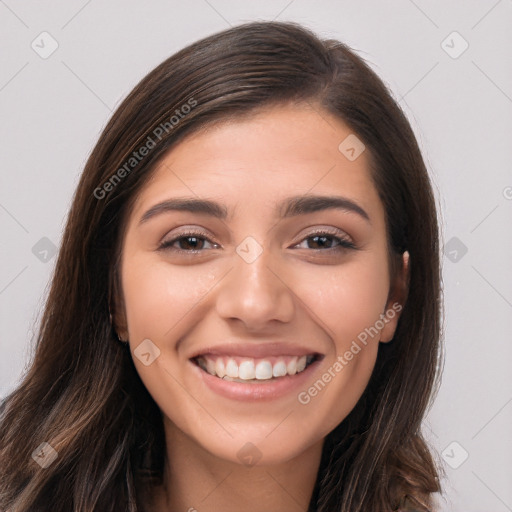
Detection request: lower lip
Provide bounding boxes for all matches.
[190,358,323,402]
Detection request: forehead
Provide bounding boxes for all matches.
[130,103,384,223]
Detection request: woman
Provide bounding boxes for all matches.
[0,21,443,511]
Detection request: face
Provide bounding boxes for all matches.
[116,103,407,466]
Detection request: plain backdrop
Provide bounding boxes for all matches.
[1,1,511,510]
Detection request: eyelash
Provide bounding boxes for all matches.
[158,229,357,254]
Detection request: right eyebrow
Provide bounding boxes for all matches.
[139,198,228,225]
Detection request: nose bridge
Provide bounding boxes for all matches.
[215,236,295,328]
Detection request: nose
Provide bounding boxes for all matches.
[215,242,295,331]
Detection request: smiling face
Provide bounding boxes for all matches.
[115,102,407,466]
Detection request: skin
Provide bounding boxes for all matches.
[115,103,409,511]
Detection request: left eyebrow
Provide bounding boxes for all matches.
[138,194,371,225]
[278,194,371,223]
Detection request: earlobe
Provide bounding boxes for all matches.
[109,272,129,341]
[111,303,129,341]
[109,300,128,341]
[380,251,410,343]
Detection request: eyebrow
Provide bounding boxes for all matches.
[139,194,370,225]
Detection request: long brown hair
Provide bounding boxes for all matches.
[0,21,442,511]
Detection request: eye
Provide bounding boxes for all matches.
[158,230,220,253]
[293,229,357,251]
[158,228,357,254]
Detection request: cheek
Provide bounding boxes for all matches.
[292,260,388,435]
[121,255,217,340]
[293,256,390,348]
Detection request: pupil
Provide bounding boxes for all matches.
[311,235,331,249]
[183,237,201,250]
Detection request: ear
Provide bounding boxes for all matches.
[109,272,129,341]
[379,251,409,343]
[111,296,129,341]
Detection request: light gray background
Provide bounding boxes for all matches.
[1,1,511,510]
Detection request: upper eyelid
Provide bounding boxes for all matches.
[160,227,354,250]
[162,226,351,241]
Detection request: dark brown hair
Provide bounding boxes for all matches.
[0,21,443,511]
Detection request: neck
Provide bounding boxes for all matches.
[147,418,324,512]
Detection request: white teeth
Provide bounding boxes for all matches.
[197,354,316,381]
[296,355,307,373]
[286,358,297,375]
[255,361,273,380]
[206,358,216,376]
[226,358,239,378]
[239,360,256,380]
[272,361,287,377]
[215,359,226,378]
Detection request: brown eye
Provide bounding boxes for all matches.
[174,236,205,251]
[295,231,356,251]
[159,231,219,252]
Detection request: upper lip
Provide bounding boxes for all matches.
[189,341,322,360]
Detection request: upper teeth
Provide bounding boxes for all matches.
[196,355,314,381]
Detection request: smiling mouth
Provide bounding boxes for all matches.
[192,353,321,383]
